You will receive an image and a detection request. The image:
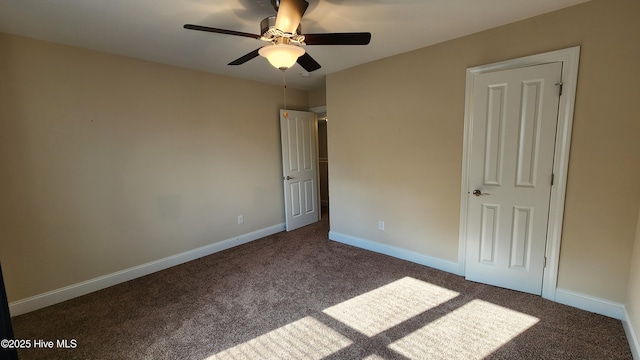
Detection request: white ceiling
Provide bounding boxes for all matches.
[0,0,590,91]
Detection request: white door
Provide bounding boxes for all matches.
[464,62,562,295]
[280,109,319,231]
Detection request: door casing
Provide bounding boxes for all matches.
[458,46,580,301]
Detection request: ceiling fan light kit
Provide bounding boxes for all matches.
[258,41,305,71]
[184,0,371,72]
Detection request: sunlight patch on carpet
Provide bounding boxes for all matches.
[205,316,352,360]
[388,299,539,359]
[322,276,459,337]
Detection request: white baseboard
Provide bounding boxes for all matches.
[328,231,461,276]
[9,223,285,317]
[554,288,624,320]
[327,233,631,319]
[555,288,640,356]
[622,306,640,360]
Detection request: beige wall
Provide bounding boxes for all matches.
[308,86,327,109]
[327,0,640,302]
[0,33,308,302]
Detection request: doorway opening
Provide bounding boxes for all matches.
[318,114,329,219]
[310,106,329,220]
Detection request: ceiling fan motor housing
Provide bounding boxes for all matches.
[270,0,281,11]
[260,16,304,43]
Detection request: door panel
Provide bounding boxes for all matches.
[280,110,319,231]
[465,62,562,295]
[510,206,532,268]
[516,79,545,187]
[479,204,499,264]
[483,85,506,186]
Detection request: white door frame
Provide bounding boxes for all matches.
[458,46,580,301]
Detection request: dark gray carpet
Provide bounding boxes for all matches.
[11,213,632,359]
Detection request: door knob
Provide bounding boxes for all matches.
[473,189,489,196]
[285,176,295,180]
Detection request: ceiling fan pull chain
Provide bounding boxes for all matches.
[282,69,287,110]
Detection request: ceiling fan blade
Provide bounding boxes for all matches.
[228,48,261,65]
[184,24,261,40]
[304,32,372,46]
[275,0,309,34]
[296,53,321,72]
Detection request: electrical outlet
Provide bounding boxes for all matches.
[238,215,244,225]
[378,221,384,231]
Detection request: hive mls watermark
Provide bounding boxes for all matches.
[1,338,77,349]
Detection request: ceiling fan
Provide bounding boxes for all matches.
[184,0,371,72]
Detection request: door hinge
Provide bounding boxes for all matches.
[551,173,555,186]
[544,256,547,268]
[556,81,563,96]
